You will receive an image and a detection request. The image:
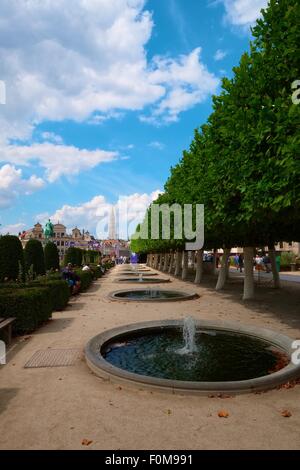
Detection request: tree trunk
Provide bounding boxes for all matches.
[163,252,169,272]
[158,253,163,271]
[154,253,159,269]
[213,249,218,276]
[168,252,174,274]
[191,251,196,270]
[182,251,188,280]
[216,248,231,291]
[175,250,182,277]
[146,254,149,267]
[194,249,203,284]
[269,245,280,289]
[243,247,255,300]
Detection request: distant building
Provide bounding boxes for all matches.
[100,239,130,258]
[19,222,99,260]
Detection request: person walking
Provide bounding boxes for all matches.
[238,254,244,273]
[234,254,239,270]
[263,254,271,273]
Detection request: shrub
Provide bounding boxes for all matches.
[44,242,60,271]
[280,252,297,267]
[64,247,82,266]
[24,239,45,277]
[0,287,52,333]
[74,270,93,291]
[90,265,102,279]
[31,279,70,311]
[0,235,25,282]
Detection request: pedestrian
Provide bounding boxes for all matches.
[234,254,239,270]
[238,254,244,273]
[263,254,271,273]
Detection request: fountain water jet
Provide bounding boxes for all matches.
[177,316,197,355]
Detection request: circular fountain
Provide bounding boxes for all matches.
[85,319,300,394]
[118,271,158,276]
[109,288,198,302]
[116,277,170,284]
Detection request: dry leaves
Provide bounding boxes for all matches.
[218,410,229,418]
[281,410,292,418]
[81,439,93,446]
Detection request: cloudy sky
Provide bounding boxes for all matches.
[0,0,268,238]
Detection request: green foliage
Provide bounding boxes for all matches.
[44,242,60,271]
[64,247,83,266]
[24,239,45,277]
[32,279,70,311]
[83,250,100,264]
[280,252,297,266]
[0,287,52,333]
[74,270,93,291]
[0,235,25,282]
[132,0,300,253]
[90,265,102,279]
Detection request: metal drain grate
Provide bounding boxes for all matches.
[24,348,81,368]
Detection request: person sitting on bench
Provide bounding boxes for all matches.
[62,263,81,295]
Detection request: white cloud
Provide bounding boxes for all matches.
[0,222,26,235]
[0,143,118,182]
[40,190,161,238]
[0,164,44,208]
[0,0,218,142]
[41,132,64,144]
[149,141,165,150]
[142,48,219,123]
[214,49,228,61]
[221,0,268,27]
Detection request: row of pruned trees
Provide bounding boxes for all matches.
[131,0,300,300]
[0,236,60,282]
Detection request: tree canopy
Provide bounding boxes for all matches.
[131,0,300,254]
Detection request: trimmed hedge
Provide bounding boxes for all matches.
[0,287,53,333]
[75,270,93,291]
[90,265,102,279]
[0,235,25,282]
[32,279,70,311]
[44,242,60,271]
[64,247,82,267]
[0,278,70,312]
[24,239,45,276]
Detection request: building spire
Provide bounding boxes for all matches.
[108,205,116,240]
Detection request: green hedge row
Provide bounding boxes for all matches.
[74,270,93,292]
[0,279,70,311]
[0,287,53,333]
[32,279,70,311]
[0,261,113,333]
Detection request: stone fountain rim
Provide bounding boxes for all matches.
[115,277,171,283]
[85,319,300,395]
[108,289,199,302]
[117,272,159,276]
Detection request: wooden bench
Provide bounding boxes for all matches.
[0,317,16,347]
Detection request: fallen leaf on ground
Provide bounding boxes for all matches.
[281,410,292,418]
[166,409,172,415]
[218,410,229,418]
[81,439,93,446]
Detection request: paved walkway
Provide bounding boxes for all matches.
[1,266,300,450]
[229,267,300,284]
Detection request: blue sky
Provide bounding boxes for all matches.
[0,0,268,238]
